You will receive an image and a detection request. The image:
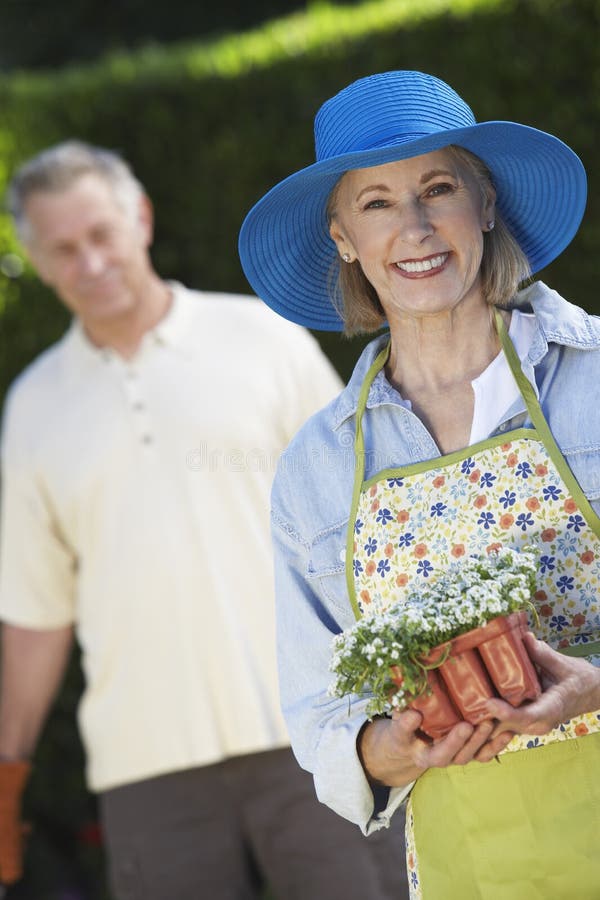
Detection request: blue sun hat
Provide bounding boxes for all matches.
[238,70,587,332]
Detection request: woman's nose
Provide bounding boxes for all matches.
[397,199,434,245]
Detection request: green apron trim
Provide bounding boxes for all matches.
[559,640,600,658]
[362,427,540,487]
[495,310,600,541]
[345,342,390,619]
[411,730,600,899]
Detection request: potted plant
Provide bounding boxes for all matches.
[329,546,542,738]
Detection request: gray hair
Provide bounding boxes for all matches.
[7,140,145,245]
[327,144,532,336]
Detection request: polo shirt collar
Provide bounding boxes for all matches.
[151,281,193,348]
[65,280,193,360]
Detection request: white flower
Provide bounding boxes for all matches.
[328,546,538,716]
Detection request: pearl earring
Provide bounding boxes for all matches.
[342,253,352,263]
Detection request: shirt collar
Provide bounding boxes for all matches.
[65,281,193,361]
[516,280,600,363]
[331,333,395,430]
[151,281,193,348]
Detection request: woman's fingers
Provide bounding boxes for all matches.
[390,708,424,735]
[450,719,495,766]
[474,730,515,762]
[393,713,509,767]
[483,636,600,736]
[522,631,569,680]
[387,712,477,770]
[412,720,501,769]
[484,678,572,735]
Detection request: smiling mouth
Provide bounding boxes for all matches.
[395,253,448,274]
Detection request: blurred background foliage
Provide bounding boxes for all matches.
[0,0,599,895]
[0,0,309,70]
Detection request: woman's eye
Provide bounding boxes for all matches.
[364,198,388,210]
[426,182,454,198]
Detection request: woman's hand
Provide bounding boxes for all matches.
[482,632,600,739]
[357,634,600,787]
[357,708,514,788]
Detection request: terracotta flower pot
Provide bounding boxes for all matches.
[474,610,542,705]
[391,659,461,739]
[391,611,542,739]
[436,644,497,725]
[408,668,462,739]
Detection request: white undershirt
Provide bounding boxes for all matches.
[469,310,536,443]
[394,310,537,444]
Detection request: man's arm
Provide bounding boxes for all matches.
[0,622,74,759]
[0,622,73,886]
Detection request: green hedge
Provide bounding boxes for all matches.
[0,0,598,894]
[1,0,599,398]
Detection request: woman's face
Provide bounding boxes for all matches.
[329,148,495,322]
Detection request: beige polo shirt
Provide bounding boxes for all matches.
[0,284,343,791]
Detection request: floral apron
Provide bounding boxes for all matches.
[346,313,600,899]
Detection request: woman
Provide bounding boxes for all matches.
[238,71,600,898]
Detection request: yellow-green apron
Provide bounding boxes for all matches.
[346,314,600,899]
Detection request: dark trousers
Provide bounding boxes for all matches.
[99,747,408,900]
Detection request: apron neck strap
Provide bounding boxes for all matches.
[347,341,390,619]
[493,308,553,443]
[354,342,391,466]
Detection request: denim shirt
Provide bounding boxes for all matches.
[271,281,600,834]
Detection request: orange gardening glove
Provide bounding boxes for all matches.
[0,760,31,885]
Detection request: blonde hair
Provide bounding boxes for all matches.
[326,144,531,336]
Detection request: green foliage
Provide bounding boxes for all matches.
[1,0,599,398]
[4,0,507,86]
[0,0,308,70]
[0,0,598,893]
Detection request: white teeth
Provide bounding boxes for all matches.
[396,253,447,273]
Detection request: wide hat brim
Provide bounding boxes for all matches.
[239,121,587,331]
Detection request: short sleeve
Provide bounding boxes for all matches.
[0,387,77,628]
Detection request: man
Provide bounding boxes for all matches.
[0,142,408,899]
